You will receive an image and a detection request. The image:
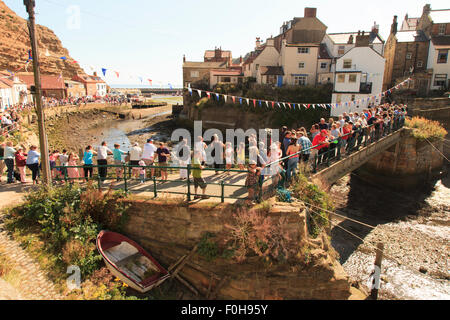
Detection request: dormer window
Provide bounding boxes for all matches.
[438,24,446,35]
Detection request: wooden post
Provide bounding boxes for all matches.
[370,243,384,300]
[24,0,51,184]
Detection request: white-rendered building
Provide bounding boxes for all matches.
[96,83,107,97]
[0,81,13,111]
[331,44,385,116]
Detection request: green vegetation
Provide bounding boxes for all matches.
[197,232,219,262]
[186,83,331,128]
[405,117,448,140]
[290,174,333,238]
[4,184,139,300]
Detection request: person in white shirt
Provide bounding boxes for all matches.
[96,141,113,180]
[142,138,157,178]
[129,142,142,178]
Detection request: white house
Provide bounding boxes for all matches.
[279,39,320,86]
[0,80,13,111]
[243,38,280,81]
[331,43,385,116]
[11,76,28,105]
[96,83,107,97]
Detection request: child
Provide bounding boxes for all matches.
[245,160,261,204]
[113,144,127,181]
[224,142,234,175]
[138,160,146,183]
[191,151,209,200]
[67,152,80,183]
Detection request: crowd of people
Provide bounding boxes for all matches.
[0,102,407,203]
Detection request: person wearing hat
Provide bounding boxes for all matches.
[129,142,142,179]
[142,138,157,178]
[245,160,261,204]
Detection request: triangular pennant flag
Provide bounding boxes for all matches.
[232,96,236,103]
[307,104,310,109]
[188,88,193,96]
[282,103,286,109]
[239,98,242,105]
[206,92,211,99]
[288,103,291,109]
[148,79,152,85]
[223,95,227,102]
[60,56,67,60]
[259,100,262,107]
[72,60,78,64]
[215,93,220,101]
[265,101,269,108]
[102,68,107,76]
[115,71,120,78]
[246,98,249,105]
[271,101,275,108]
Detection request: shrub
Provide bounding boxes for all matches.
[223,209,295,263]
[197,232,219,262]
[405,117,447,140]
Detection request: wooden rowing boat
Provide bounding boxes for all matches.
[96,230,170,293]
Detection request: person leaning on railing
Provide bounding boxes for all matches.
[191,150,209,200]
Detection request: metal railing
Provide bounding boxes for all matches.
[1,116,406,203]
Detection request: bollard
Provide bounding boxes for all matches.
[370,243,384,300]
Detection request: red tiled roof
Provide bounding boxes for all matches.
[260,66,284,76]
[18,74,65,90]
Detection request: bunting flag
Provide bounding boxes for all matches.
[168,83,173,89]
[114,71,120,78]
[60,56,67,60]
[28,50,32,61]
[185,77,411,112]
[139,77,143,83]
[102,68,107,76]
[72,60,78,64]
[148,79,152,85]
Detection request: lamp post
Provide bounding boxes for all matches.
[23,0,51,184]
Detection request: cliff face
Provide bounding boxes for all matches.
[0,0,85,78]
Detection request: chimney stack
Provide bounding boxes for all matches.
[304,7,317,18]
[183,54,186,63]
[371,21,379,35]
[93,71,97,77]
[391,15,398,35]
[355,33,370,47]
[348,34,354,44]
[256,37,261,49]
[239,56,243,64]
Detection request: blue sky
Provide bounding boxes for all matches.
[4,0,449,87]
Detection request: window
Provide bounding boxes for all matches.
[349,74,357,83]
[293,75,307,85]
[336,94,342,103]
[337,74,345,83]
[437,50,448,64]
[190,71,199,78]
[351,94,356,101]
[433,74,447,87]
[297,47,309,54]
[256,64,260,70]
[343,59,352,69]
[406,52,412,60]
[417,61,423,68]
[299,62,305,68]
[438,24,446,35]
[221,77,231,83]
[338,46,345,55]
[320,63,327,69]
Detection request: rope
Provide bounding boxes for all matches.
[301,200,376,229]
[425,138,450,163]
[307,207,428,277]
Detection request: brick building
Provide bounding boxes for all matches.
[17,73,66,99]
[182,55,228,88]
[72,72,107,97]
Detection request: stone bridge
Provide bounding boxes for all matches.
[311,129,405,189]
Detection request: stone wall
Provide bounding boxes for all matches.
[357,128,445,190]
[121,199,359,300]
[407,98,450,123]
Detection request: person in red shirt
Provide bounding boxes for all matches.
[312,130,330,164]
[14,146,27,183]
